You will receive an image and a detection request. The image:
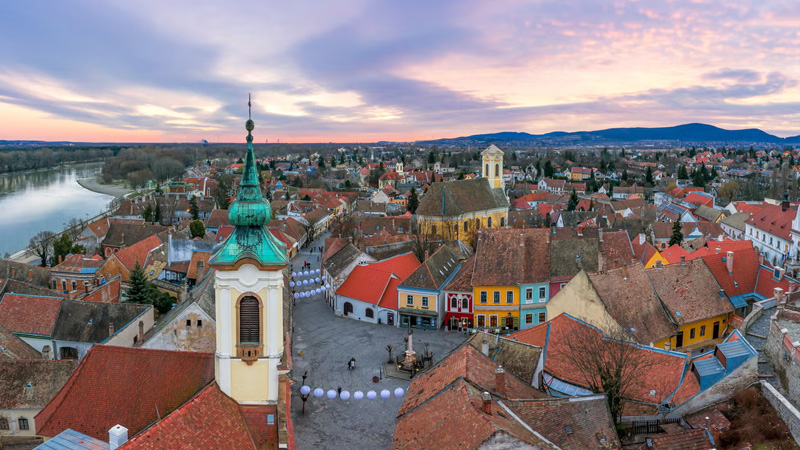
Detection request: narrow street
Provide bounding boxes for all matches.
[289,230,467,450]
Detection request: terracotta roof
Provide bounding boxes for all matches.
[587,264,676,344]
[443,257,476,292]
[0,360,78,409]
[322,238,349,263]
[102,223,168,248]
[472,229,551,286]
[755,266,798,298]
[598,230,635,269]
[378,277,403,310]
[510,315,698,406]
[51,254,105,274]
[731,201,768,215]
[416,178,509,217]
[302,207,329,224]
[0,293,63,336]
[187,252,212,280]
[114,235,163,271]
[647,260,733,325]
[700,247,760,298]
[661,244,690,264]
[646,428,713,450]
[323,243,370,279]
[631,238,660,265]
[683,192,714,208]
[394,380,558,450]
[550,236,600,280]
[0,322,41,360]
[335,253,419,305]
[359,216,412,236]
[505,396,620,450]
[36,346,215,441]
[0,259,52,287]
[689,239,754,260]
[206,209,232,228]
[122,383,277,450]
[400,246,460,291]
[466,333,543,387]
[744,204,796,241]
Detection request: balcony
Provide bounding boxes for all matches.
[237,343,263,365]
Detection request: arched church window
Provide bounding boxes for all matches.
[495,164,500,177]
[240,296,260,344]
[485,164,489,176]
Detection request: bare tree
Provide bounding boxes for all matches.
[29,231,56,267]
[65,217,86,241]
[556,324,655,424]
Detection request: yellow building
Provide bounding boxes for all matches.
[473,286,520,329]
[415,176,509,246]
[481,144,505,189]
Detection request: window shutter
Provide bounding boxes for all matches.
[240,296,260,344]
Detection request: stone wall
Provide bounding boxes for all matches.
[670,355,758,418]
[764,315,800,406]
[761,381,800,444]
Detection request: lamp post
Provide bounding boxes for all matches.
[299,371,310,414]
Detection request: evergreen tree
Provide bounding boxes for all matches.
[189,196,200,220]
[544,160,555,178]
[318,157,325,169]
[428,151,435,166]
[53,234,84,265]
[127,262,150,304]
[621,169,628,181]
[677,164,689,180]
[692,168,706,187]
[330,155,337,167]
[668,220,683,246]
[340,152,345,165]
[407,187,419,214]
[153,200,162,224]
[189,220,205,238]
[645,166,654,185]
[143,203,153,223]
[567,190,579,211]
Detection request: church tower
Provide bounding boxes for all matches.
[481,144,505,189]
[210,97,288,404]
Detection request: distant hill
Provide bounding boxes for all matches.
[421,123,800,145]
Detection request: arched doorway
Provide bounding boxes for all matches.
[344,302,353,316]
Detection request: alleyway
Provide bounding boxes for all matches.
[289,231,467,450]
[744,307,777,384]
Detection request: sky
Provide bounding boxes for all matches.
[0,0,797,143]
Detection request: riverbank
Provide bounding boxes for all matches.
[77,176,132,198]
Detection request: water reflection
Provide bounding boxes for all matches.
[0,163,113,257]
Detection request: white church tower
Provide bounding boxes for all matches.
[209,97,288,404]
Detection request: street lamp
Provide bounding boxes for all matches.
[299,371,310,414]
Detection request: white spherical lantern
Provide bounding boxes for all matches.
[289,281,295,287]
[313,388,324,397]
[367,390,377,400]
[316,269,321,275]
[315,277,321,283]
[293,293,299,299]
[394,387,405,397]
[302,279,308,286]
[304,270,310,276]
[291,272,297,278]
[326,389,337,399]
[353,391,364,400]
[300,385,311,396]
[326,284,331,290]
[380,389,391,399]
[322,275,327,281]
[315,288,321,294]
[340,390,351,400]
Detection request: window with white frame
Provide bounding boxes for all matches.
[480,291,487,303]
[451,297,457,310]
[406,295,413,307]
[462,298,469,310]
[539,287,546,301]
[422,297,429,308]
[506,291,513,303]
[493,291,500,304]
[526,288,533,302]
[525,313,533,324]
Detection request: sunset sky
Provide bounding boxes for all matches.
[0,1,797,143]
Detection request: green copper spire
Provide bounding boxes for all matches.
[210,96,287,268]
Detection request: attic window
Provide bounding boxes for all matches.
[649,390,656,397]
[565,426,573,435]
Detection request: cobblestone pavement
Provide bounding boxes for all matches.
[289,233,468,450]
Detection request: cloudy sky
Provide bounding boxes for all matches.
[0,0,797,143]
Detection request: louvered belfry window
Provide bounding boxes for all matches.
[240,296,260,344]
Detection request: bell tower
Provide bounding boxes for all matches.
[210,96,288,404]
[481,144,504,189]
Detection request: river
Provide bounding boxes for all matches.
[0,163,114,257]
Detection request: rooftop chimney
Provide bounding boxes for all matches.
[495,366,506,397]
[775,287,785,304]
[759,252,764,265]
[109,425,128,450]
[109,324,115,338]
[598,229,603,243]
[778,267,786,281]
[726,251,734,274]
[138,320,144,343]
[481,342,489,357]
[41,345,51,360]
[638,233,646,245]
[680,255,686,265]
[577,226,583,237]
[481,391,492,414]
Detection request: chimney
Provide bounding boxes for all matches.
[598,229,603,243]
[121,232,125,245]
[41,345,51,360]
[726,251,734,274]
[638,233,645,245]
[197,260,206,280]
[577,226,583,237]
[775,287,785,304]
[680,255,686,265]
[481,342,489,357]
[495,366,506,397]
[109,324,115,338]
[58,255,63,264]
[138,320,144,343]
[759,252,764,265]
[109,425,128,450]
[481,391,492,414]
[778,267,786,281]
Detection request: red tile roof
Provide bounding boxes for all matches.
[122,383,277,450]
[51,254,105,273]
[661,244,690,264]
[472,229,551,286]
[0,322,42,360]
[186,252,211,280]
[36,346,214,441]
[683,192,714,208]
[335,253,420,306]
[647,428,713,450]
[443,257,476,293]
[598,230,635,269]
[206,209,232,228]
[0,294,63,336]
[631,239,659,265]
[114,235,163,271]
[755,266,798,298]
[647,260,733,325]
[744,204,796,241]
[511,315,698,406]
[700,247,760,298]
[688,239,754,260]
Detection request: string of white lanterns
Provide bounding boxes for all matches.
[289,269,331,299]
[300,385,405,400]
